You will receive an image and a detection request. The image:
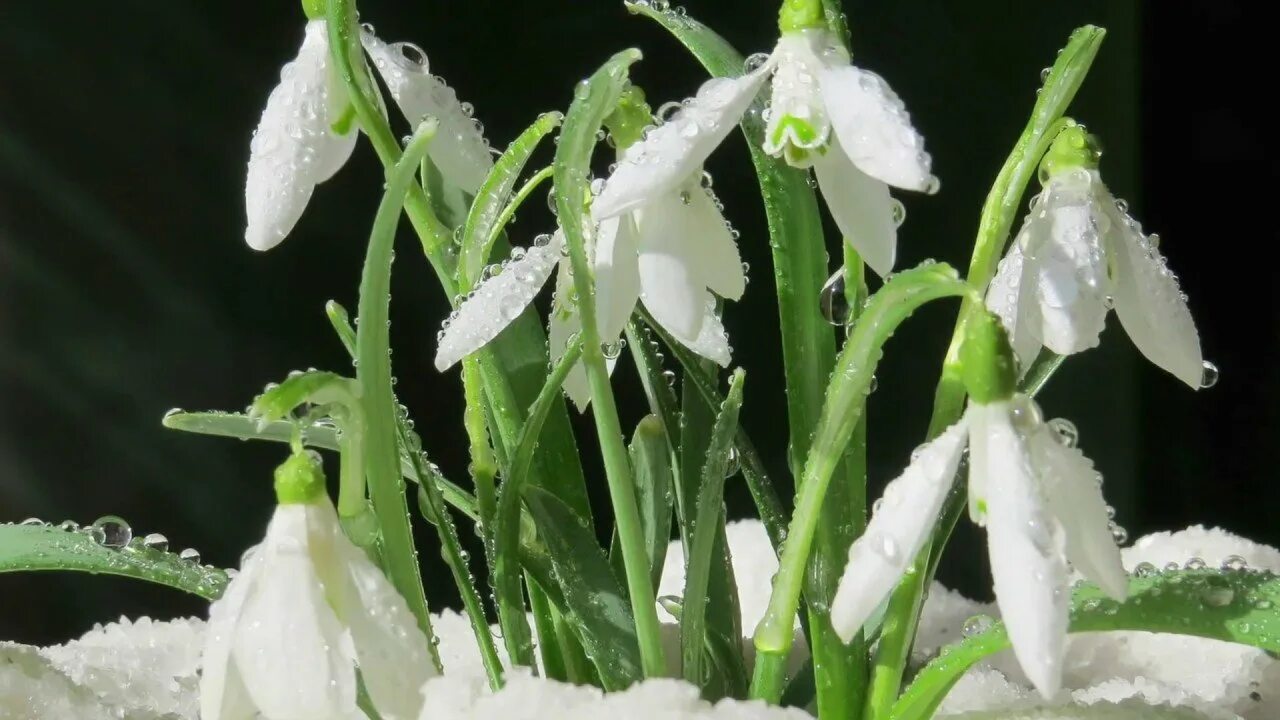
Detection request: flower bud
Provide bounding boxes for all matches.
[274,450,326,505]
[961,310,1018,404]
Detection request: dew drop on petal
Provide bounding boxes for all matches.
[1200,361,1219,389]
[1046,418,1078,448]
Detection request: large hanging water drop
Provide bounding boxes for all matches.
[819,269,852,326]
[1199,361,1219,389]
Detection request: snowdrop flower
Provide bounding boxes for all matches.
[245,9,490,250]
[831,313,1128,698]
[986,125,1203,387]
[200,451,434,720]
[434,94,744,409]
[592,6,935,277]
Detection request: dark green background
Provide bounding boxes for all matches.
[1,1,1274,643]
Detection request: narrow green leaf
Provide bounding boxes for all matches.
[523,486,642,691]
[631,415,675,590]
[0,522,228,600]
[624,321,682,467]
[491,341,583,670]
[640,311,788,552]
[682,370,746,690]
[161,411,479,520]
[894,569,1280,720]
[459,111,563,288]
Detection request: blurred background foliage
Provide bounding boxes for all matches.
[1,1,1275,644]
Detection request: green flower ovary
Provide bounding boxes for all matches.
[1039,123,1102,182]
[274,450,327,505]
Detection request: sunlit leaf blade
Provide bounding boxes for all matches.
[459,111,563,288]
[522,486,642,691]
[893,569,1280,720]
[0,522,228,600]
[682,370,747,691]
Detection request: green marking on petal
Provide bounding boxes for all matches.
[331,102,358,136]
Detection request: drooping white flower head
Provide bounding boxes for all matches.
[245,20,490,251]
[832,315,1127,698]
[433,162,744,411]
[986,126,1203,388]
[200,452,434,720]
[591,25,934,277]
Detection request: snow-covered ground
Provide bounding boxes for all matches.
[2,523,1276,719]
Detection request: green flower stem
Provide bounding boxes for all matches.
[484,166,554,270]
[840,239,870,710]
[750,263,974,704]
[325,0,457,297]
[462,358,498,531]
[554,48,666,679]
[864,27,1105,719]
[354,119,438,662]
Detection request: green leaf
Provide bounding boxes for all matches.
[161,411,479,520]
[681,370,747,691]
[640,311,788,552]
[459,111,563,289]
[630,415,675,590]
[894,569,1280,720]
[491,341,583,670]
[522,486,642,691]
[0,522,228,600]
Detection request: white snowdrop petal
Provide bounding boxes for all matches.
[819,63,933,192]
[548,261,594,412]
[1035,179,1110,356]
[231,506,356,718]
[1104,203,1204,389]
[763,32,831,164]
[332,525,434,719]
[636,192,711,341]
[594,214,643,342]
[683,186,746,301]
[592,66,773,219]
[976,402,1070,698]
[987,219,1047,371]
[362,33,492,195]
[1028,425,1128,601]
[200,550,265,720]
[434,233,563,371]
[812,143,898,277]
[677,299,733,367]
[831,420,968,641]
[245,20,354,251]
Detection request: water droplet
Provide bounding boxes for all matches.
[19,518,45,527]
[1046,418,1078,448]
[179,548,202,564]
[724,447,741,478]
[1200,361,1219,389]
[819,269,851,326]
[1221,555,1249,572]
[743,52,771,73]
[601,338,626,360]
[962,614,994,637]
[1184,557,1206,571]
[1132,561,1157,578]
[1199,575,1235,608]
[142,533,169,552]
[1039,67,1052,83]
[91,516,133,549]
